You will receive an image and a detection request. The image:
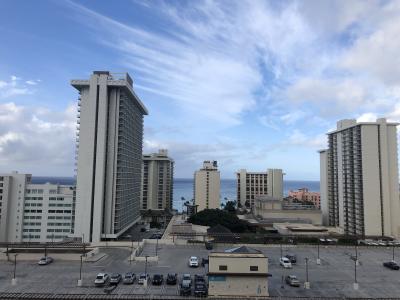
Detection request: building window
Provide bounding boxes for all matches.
[219,265,228,271]
[250,266,258,271]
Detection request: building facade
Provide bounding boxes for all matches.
[208,246,270,297]
[72,71,148,243]
[288,188,321,208]
[194,161,220,212]
[0,172,75,243]
[320,118,400,237]
[141,149,174,211]
[236,169,284,207]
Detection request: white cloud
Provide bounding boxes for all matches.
[0,76,38,98]
[0,102,76,176]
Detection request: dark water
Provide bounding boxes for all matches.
[32,177,319,212]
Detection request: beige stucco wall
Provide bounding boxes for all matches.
[208,276,268,297]
[209,255,268,274]
[194,168,220,212]
[254,208,322,225]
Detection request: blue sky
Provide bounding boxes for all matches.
[1,0,400,179]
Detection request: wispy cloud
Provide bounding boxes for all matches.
[0,75,39,98]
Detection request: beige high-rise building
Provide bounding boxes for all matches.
[194,161,220,212]
[141,149,174,210]
[320,118,400,237]
[236,169,284,207]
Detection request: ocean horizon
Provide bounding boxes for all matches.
[31,176,319,212]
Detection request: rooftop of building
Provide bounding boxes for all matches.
[71,71,148,115]
[209,245,266,258]
[327,118,399,135]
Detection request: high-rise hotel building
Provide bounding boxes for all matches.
[194,161,220,212]
[72,71,148,243]
[141,149,174,211]
[236,169,284,207]
[320,118,400,237]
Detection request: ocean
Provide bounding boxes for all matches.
[31,177,319,212]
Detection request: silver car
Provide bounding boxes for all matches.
[38,256,53,265]
[123,272,136,284]
[94,273,110,287]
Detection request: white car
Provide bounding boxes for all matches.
[189,256,199,267]
[38,256,53,265]
[94,273,110,287]
[280,257,292,268]
[138,273,149,284]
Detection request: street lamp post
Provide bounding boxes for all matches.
[11,254,18,285]
[392,243,395,262]
[144,255,149,287]
[353,257,359,290]
[304,258,310,289]
[280,243,283,258]
[316,239,321,265]
[156,237,159,256]
[77,255,83,286]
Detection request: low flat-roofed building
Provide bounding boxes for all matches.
[253,196,322,225]
[208,246,271,297]
[273,223,343,236]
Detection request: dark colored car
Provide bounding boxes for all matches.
[166,273,177,285]
[180,283,192,296]
[383,261,400,270]
[201,258,209,267]
[149,233,162,239]
[205,241,213,250]
[152,274,164,285]
[194,274,205,284]
[109,273,122,285]
[285,254,297,264]
[194,282,208,297]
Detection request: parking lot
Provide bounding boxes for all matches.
[1,243,400,297]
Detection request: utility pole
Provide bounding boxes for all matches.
[353,257,358,290]
[156,237,159,256]
[317,239,321,265]
[392,243,395,262]
[11,254,18,285]
[304,257,310,289]
[280,242,283,258]
[77,254,83,286]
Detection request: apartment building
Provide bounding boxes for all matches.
[320,118,400,237]
[194,161,220,212]
[0,172,75,243]
[141,149,174,210]
[236,169,284,207]
[288,188,321,208]
[72,71,148,243]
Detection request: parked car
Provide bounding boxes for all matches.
[166,273,177,285]
[38,256,53,265]
[279,257,292,268]
[182,273,192,287]
[123,272,136,284]
[285,275,301,287]
[201,258,209,267]
[152,274,164,285]
[150,233,163,239]
[285,254,297,264]
[194,282,208,297]
[138,273,150,284]
[194,274,206,284]
[383,261,400,270]
[109,273,122,285]
[180,282,192,296]
[94,273,110,287]
[205,241,213,250]
[189,256,199,267]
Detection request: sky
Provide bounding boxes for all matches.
[1,0,400,180]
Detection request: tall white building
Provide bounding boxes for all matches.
[72,71,148,243]
[320,118,400,237]
[0,172,75,243]
[236,169,284,207]
[141,149,174,210]
[194,161,220,212]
